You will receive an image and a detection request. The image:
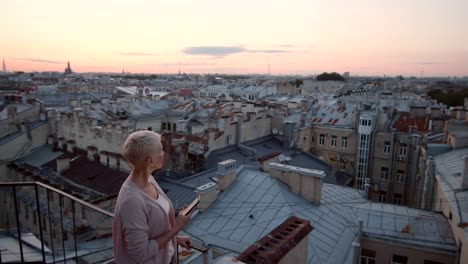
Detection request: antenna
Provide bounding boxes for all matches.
[268,56,271,76]
[420,67,424,78]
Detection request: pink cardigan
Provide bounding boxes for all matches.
[113,177,177,264]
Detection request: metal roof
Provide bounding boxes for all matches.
[184,167,456,263]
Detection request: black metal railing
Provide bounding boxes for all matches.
[0,181,114,263]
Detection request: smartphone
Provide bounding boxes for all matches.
[182,196,200,216]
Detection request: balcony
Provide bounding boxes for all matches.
[0,181,115,263]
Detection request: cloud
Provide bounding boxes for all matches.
[248,49,290,54]
[117,52,159,56]
[276,44,295,48]
[182,46,247,57]
[13,58,65,64]
[158,62,217,67]
[418,62,445,65]
[182,45,293,57]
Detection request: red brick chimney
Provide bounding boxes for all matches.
[237,216,313,264]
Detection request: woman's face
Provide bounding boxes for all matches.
[149,139,165,172]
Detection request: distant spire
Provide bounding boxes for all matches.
[64,61,72,75]
[2,58,6,73]
[122,67,125,74]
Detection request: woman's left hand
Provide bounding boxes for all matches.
[177,236,192,250]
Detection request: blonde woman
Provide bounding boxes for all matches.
[113,131,192,263]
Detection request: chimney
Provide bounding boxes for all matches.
[87,146,98,161]
[99,151,109,166]
[108,153,119,169]
[268,163,325,205]
[56,156,70,173]
[237,216,313,264]
[364,178,371,199]
[66,140,76,153]
[217,159,238,191]
[118,156,132,173]
[206,129,216,148]
[57,137,66,150]
[195,182,218,213]
[462,155,468,189]
[235,113,244,147]
[47,135,55,145]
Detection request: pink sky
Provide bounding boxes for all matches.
[2,0,467,76]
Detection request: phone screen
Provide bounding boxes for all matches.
[183,196,200,216]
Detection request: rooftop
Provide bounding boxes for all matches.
[392,112,429,133]
[205,136,345,185]
[433,147,468,228]
[184,166,455,263]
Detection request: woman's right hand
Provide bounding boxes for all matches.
[175,209,192,231]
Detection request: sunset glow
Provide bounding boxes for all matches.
[2,0,467,76]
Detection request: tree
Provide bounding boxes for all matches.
[294,79,303,88]
[316,72,345,81]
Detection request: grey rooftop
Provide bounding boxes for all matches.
[183,166,455,264]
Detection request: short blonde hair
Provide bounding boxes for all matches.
[122,130,162,167]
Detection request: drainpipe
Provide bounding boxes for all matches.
[408,134,420,207]
[425,156,435,211]
[387,128,397,202]
[235,113,243,147]
[352,220,363,264]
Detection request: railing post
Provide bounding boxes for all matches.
[34,184,46,263]
[72,200,78,261]
[59,195,66,261]
[46,189,55,263]
[12,186,24,263]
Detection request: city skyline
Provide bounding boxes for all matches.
[2,0,468,76]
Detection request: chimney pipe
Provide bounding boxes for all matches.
[56,157,70,173]
[235,113,243,146]
[462,155,468,189]
[364,178,370,199]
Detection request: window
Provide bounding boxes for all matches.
[162,122,167,130]
[383,142,391,154]
[391,254,408,264]
[399,144,407,157]
[341,136,348,148]
[319,134,325,146]
[33,213,37,225]
[311,136,314,142]
[380,167,389,180]
[394,194,402,205]
[360,248,376,264]
[396,170,405,183]
[331,135,337,147]
[340,162,346,170]
[379,191,387,202]
[227,135,233,145]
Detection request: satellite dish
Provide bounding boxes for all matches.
[272,128,278,134]
[264,106,269,110]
